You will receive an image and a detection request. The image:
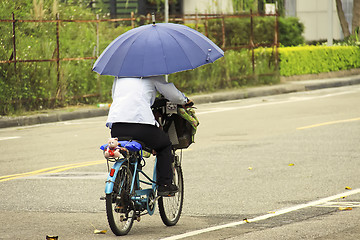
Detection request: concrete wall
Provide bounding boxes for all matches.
[183,0,343,41]
[296,0,342,41]
[182,0,344,42]
[183,0,234,14]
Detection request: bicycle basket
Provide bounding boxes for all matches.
[165,114,194,149]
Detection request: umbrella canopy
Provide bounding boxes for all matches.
[92,23,224,77]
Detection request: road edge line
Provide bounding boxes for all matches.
[161,188,360,240]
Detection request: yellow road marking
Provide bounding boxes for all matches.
[297,117,360,130]
[0,160,105,182]
[45,161,105,174]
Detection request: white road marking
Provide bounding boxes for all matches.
[24,171,108,180]
[297,117,360,130]
[0,119,103,132]
[161,188,360,240]
[197,88,360,115]
[0,136,21,141]
[316,202,360,208]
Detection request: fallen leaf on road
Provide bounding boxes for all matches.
[339,207,352,211]
[248,167,253,170]
[91,223,107,234]
[45,236,58,240]
[243,218,249,223]
[345,186,352,190]
[288,163,294,166]
[94,229,107,234]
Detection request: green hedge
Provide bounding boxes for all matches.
[2,44,360,115]
[278,46,360,76]
[170,45,360,93]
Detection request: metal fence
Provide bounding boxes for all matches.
[1,11,279,67]
[0,12,279,106]
[185,11,279,73]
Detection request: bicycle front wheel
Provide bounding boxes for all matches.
[106,164,135,236]
[158,165,184,226]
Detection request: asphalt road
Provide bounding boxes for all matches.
[1,85,360,240]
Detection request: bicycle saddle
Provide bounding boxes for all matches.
[118,140,142,152]
[116,137,154,154]
[100,138,154,156]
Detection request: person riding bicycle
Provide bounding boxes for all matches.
[106,75,191,196]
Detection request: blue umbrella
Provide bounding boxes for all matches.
[92,23,224,77]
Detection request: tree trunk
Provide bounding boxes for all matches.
[352,0,360,37]
[335,0,351,38]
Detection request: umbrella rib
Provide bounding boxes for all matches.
[97,28,144,76]
[154,26,169,75]
[167,30,196,69]
[116,33,143,77]
[108,26,150,77]
[166,27,209,69]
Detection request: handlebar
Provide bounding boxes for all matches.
[152,96,194,110]
[184,99,194,108]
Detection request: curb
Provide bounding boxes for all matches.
[191,74,360,104]
[190,84,304,104]
[0,108,109,129]
[296,75,360,90]
[1,75,360,129]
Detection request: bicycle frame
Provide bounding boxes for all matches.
[105,154,158,215]
[104,160,127,195]
[101,97,193,236]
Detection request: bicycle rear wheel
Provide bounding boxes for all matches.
[158,164,184,226]
[106,164,135,236]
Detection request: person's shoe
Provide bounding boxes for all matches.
[158,184,179,197]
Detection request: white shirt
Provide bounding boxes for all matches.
[107,76,187,126]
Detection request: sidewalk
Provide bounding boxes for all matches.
[1,74,360,129]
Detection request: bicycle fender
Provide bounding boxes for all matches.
[105,160,127,194]
[152,157,157,189]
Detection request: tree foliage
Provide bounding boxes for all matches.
[207,16,304,47]
[0,0,125,115]
[336,0,360,41]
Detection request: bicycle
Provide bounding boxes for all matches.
[100,98,197,236]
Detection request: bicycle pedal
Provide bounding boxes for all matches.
[115,206,127,213]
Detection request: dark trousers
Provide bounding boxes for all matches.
[111,122,173,185]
